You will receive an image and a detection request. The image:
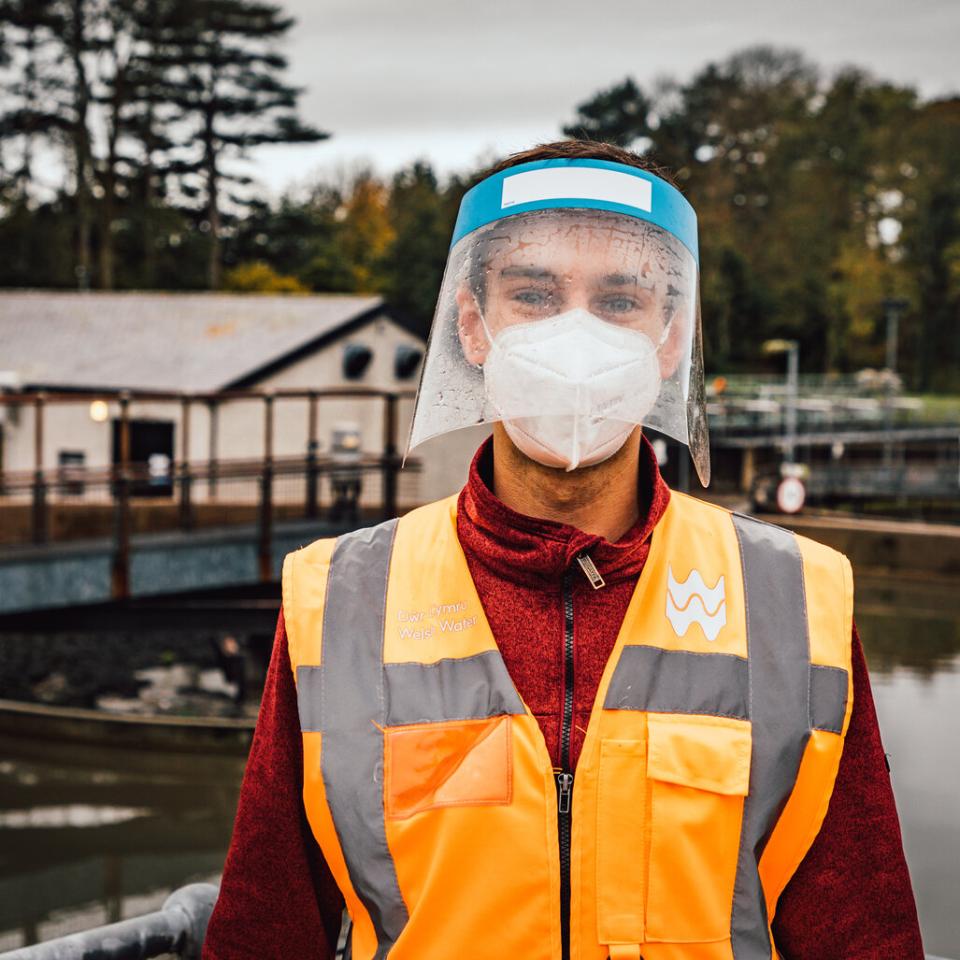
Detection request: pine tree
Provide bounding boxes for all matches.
[148,0,326,289]
[562,77,653,149]
[0,0,64,196]
[91,0,184,288]
[0,0,99,287]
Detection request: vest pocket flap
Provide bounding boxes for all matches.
[597,739,647,946]
[384,715,513,819]
[646,714,751,796]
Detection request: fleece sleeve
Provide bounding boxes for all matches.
[771,623,924,959]
[202,606,345,960]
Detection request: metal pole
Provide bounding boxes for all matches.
[785,341,798,466]
[179,397,193,530]
[31,393,48,544]
[0,882,218,960]
[305,391,318,519]
[111,393,131,599]
[881,298,907,471]
[258,393,274,583]
[885,303,900,375]
[382,393,398,521]
[207,399,219,499]
[678,442,690,493]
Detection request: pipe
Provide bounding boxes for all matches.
[0,882,218,960]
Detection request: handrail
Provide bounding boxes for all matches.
[0,387,417,405]
[0,882,218,959]
[0,386,416,568]
[0,887,948,960]
[0,451,403,491]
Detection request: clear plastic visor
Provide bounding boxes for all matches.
[407,208,709,484]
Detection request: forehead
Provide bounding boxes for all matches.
[477,210,687,281]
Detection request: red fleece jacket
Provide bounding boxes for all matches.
[203,437,924,959]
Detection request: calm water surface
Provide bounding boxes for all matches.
[0,573,957,955]
[856,573,960,958]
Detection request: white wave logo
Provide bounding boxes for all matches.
[666,566,726,641]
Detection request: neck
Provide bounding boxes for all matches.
[491,424,643,542]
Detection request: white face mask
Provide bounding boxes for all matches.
[481,307,665,471]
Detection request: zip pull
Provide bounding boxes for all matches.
[576,552,606,590]
[556,772,574,813]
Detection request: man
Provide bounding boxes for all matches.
[203,141,923,959]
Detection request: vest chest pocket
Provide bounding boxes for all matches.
[383,715,513,820]
[644,713,751,944]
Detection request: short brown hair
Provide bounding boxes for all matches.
[478,139,677,188]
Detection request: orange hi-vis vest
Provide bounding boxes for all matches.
[282,492,854,960]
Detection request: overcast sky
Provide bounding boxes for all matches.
[249,0,959,195]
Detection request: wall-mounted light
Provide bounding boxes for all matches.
[89,399,109,423]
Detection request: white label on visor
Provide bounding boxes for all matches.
[501,167,653,212]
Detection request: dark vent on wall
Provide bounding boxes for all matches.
[343,344,373,380]
[394,345,423,380]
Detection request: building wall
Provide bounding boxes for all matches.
[0,312,485,509]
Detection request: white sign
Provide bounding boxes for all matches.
[776,477,806,514]
[501,168,652,212]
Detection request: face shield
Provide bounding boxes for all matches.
[407,159,710,486]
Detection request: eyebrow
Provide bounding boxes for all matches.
[498,266,658,288]
[499,266,557,281]
[600,273,656,288]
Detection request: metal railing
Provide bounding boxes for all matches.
[0,883,217,960]
[0,388,418,594]
[0,884,950,960]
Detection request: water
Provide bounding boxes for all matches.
[857,573,960,958]
[0,573,957,955]
[0,737,245,952]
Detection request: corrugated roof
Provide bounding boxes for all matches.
[0,290,386,391]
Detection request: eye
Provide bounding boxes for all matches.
[598,296,639,313]
[512,288,553,306]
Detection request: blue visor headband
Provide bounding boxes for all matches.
[450,157,699,265]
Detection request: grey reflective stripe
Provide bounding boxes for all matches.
[295,525,528,957]
[730,514,811,960]
[385,651,525,726]
[299,653,525,731]
[604,646,749,720]
[296,664,323,732]
[318,519,407,959]
[811,663,848,734]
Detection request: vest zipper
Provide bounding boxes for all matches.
[556,554,604,956]
[556,566,576,960]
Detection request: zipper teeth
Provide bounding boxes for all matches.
[558,800,571,960]
[559,569,575,960]
[561,573,575,769]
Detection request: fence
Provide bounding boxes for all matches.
[0,388,417,593]
[0,882,949,960]
[0,884,216,960]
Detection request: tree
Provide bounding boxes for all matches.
[89,0,138,289]
[896,98,960,390]
[0,0,99,286]
[223,258,305,292]
[149,0,326,289]
[561,48,935,379]
[61,0,97,288]
[0,0,65,196]
[378,161,461,336]
[562,78,653,149]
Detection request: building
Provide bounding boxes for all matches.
[0,290,486,512]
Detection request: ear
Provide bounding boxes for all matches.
[658,306,688,380]
[456,285,490,365]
